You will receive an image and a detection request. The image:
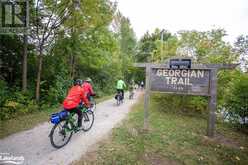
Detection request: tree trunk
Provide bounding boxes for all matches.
[36,51,43,102]
[70,54,75,79]
[22,34,28,92]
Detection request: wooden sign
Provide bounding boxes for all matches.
[150,68,210,96]
[134,61,238,137]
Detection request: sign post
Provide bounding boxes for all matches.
[135,60,237,137]
[207,69,217,137]
[144,64,151,130]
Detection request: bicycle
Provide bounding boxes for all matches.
[49,106,94,149]
[89,96,96,111]
[129,90,134,99]
[115,90,123,106]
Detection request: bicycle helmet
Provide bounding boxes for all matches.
[74,79,82,86]
[85,77,92,82]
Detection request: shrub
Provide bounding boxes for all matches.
[0,89,38,120]
[152,94,208,115]
[224,73,248,130]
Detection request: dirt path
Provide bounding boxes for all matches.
[0,91,141,165]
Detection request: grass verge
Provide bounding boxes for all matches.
[0,94,114,139]
[75,95,248,165]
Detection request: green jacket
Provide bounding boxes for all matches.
[116,80,126,89]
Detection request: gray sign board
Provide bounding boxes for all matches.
[150,68,210,96]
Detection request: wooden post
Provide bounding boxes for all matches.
[144,64,151,130]
[207,69,217,137]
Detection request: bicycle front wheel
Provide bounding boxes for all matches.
[90,100,96,111]
[49,120,73,148]
[81,110,94,131]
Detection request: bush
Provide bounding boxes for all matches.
[224,73,248,130]
[0,89,38,120]
[152,93,208,115]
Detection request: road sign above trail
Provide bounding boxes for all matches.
[151,68,210,96]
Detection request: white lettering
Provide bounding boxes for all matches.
[156,69,163,76]
[163,70,168,76]
[168,70,175,77]
[165,77,171,84]
[171,77,177,84]
[181,70,188,77]
[190,70,197,78]
[174,70,180,77]
[197,70,204,78]
[178,78,184,85]
[186,78,192,86]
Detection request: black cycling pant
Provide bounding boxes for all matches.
[66,107,82,127]
[117,89,124,99]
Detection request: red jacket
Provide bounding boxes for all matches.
[82,82,94,96]
[63,85,90,110]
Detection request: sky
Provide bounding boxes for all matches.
[114,0,248,43]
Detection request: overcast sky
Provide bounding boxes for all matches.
[114,0,248,43]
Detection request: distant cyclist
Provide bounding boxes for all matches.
[116,77,126,100]
[129,80,135,99]
[63,79,90,129]
[140,81,144,90]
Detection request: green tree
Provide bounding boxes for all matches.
[234,35,248,72]
[112,11,137,82]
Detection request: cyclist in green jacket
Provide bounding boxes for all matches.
[116,78,126,100]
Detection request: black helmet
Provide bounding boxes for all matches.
[74,79,82,86]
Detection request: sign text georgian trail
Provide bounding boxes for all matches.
[151,68,210,96]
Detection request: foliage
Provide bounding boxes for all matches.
[152,94,208,115]
[234,35,248,72]
[46,74,72,104]
[0,90,38,120]
[224,72,248,130]
[0,0,136,120]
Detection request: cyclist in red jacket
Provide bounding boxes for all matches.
[82,77,95,101]
[63,79,90,128]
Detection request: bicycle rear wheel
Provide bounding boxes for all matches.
[81,110,94,131]
[49,120,73,148]
[117,95,121,106]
